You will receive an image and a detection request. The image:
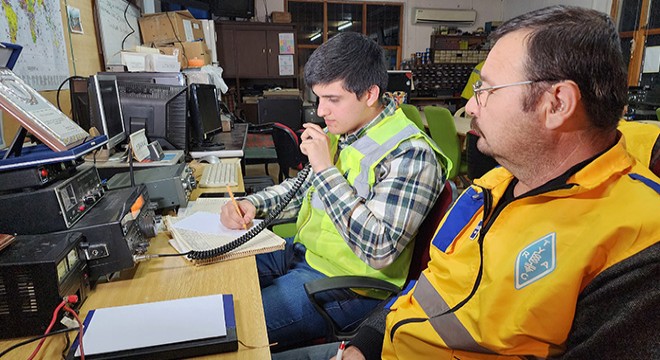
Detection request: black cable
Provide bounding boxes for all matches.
[138,164,313,262]
[120,2,135,51]
[56,75,86,112]
[141,165,312,261]
[0,327,78,358]
[188,164,311,260]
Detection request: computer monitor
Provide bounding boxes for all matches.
[0,42,22,69]
[117,81,188,151]
[88,74,126,150]
[100,72,186,87]
[257,97,302,130]
[386,70,412,104]
[69,77,90,132]
[188,83,224,150]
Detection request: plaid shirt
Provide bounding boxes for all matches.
[246,100,445,269]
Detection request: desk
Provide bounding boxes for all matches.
[0,235,271,359]
[191,123,249,159]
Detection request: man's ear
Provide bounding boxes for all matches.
[364,85,382,107]
[545,80,581,130]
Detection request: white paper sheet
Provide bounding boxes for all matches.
[172,211,262,237]
[77,294,226,356]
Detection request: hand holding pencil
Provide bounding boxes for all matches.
[219,186,256,230]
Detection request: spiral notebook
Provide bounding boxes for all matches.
[164,198,285,265]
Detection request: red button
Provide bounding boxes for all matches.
[40,169,48,177]
[78,205,86,212]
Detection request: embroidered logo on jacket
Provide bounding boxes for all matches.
[514,233,556,289]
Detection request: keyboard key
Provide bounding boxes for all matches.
[200,163,238,187]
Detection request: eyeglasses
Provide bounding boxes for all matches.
[472,79,534,107]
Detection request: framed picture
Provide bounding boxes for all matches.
[67,6,84,34]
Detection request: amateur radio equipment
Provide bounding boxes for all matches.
[105,163,196,210]
[0,165,104,235]
[0,232,90,339]
[53,185,157,280]
[0,159,80,192]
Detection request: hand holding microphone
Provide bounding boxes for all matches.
[299,123,333,173]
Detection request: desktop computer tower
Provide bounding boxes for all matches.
[257,97,302,130]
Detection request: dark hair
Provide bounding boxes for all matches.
[492,5,627,130]
[304,32,387,99]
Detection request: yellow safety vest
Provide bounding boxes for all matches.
[382,136,660,358]
[295,108,448,292]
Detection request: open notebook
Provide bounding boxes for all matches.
[164,198,285,265]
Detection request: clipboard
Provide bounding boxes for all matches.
[68,294,238,360]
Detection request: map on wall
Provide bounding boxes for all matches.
[0,0,70,91]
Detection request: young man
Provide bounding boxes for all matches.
[275,5,660,359]
[220,32,447,349]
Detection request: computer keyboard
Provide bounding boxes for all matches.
[199,162,238,188]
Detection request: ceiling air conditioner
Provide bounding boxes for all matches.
[413,8,477,25]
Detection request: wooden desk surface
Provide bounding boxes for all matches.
[0,235,271,359]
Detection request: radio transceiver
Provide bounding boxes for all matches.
[53,185,157,280]
[0,165,104,235]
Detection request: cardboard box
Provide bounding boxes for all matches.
[139,10,205,46]
[146,53,181,72]
[271,11,292,23]
[120,51,148,72]
[157,41,211,69]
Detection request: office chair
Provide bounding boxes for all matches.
[424,105,469,192]
[465,130,499,180]
[272,122,308,183]
[304,181,455,342]
[399,104,426,132]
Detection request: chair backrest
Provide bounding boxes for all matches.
[406,181,454,283]
[465,130,499,180]
[399,104,425,132]
[258,97,303,130]
[424,105,461,178]
[272,122,307,181]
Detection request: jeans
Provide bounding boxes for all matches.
[257,237,381,350]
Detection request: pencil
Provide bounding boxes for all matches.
[226,185,247,230]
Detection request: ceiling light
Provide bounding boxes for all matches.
[310,32,322,41]
[338,21,352,31]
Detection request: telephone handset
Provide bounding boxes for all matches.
[187,164,312,260]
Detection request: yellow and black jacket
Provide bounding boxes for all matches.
[351,134,660,359]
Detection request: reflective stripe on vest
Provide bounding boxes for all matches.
[298,109,447,290]
[310,123,425,209]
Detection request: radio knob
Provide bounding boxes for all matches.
[83,196,95,205]
[138,213,158,238]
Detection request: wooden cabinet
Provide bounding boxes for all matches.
[215,21,297,79]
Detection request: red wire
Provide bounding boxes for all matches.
[27,300,66,360]
[63,305,85,360]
